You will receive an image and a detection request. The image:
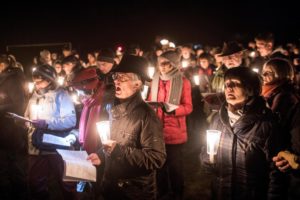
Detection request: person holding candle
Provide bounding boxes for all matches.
[24,64,78,199]
[88,55,166,200]
[201,67,286,199]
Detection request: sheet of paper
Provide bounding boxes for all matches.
[42,134,71,147]
[164,103,179,112]
[57,150,97,182]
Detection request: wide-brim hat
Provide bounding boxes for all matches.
[219,41,245,57]
[114,55,151,82]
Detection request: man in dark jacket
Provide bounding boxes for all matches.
[0,54,28,199]
[201,67,286,200]
[88,55,166,200]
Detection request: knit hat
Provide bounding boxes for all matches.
[159,49,181,68]
[114,55,150,82]
[97,49,116,64]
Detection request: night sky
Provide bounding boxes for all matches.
[1,0,300,53]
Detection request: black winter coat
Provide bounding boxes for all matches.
[202,97,286,200]
[98,93,166,200]
[0,67,27,152]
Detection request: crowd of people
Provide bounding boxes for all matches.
[1,32,300,200]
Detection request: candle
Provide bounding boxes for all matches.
[148,66,155,79]
[252,68,259,73]
[96,121,111,144]
[28,82,35,93]
[57,76,65,86]
[181,60,189,68]
[141,85,149,100]
[206,130,221,163]
[193,75,200,86]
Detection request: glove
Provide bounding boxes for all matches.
[277,151,299,170]
[31,119,48,129]
[65,134,77,145]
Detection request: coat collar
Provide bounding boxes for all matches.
[111,92,143,119]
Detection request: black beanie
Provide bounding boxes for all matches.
[97,49,116,64]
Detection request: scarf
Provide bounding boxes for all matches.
[151,67,183,105]
[261,81,284,98]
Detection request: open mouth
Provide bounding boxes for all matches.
[115,86,121,95]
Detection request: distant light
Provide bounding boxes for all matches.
[32,67,36,72]
[57,76,65,86]
[252,68,259,73]
[181,60,189,68]
[160,39,169,46]
[117,46,122,51]
[169,42,176,48]
[249,51,256,58]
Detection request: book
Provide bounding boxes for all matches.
[6,112,33,123]
[56,149,97,182]
[42,134,71,147]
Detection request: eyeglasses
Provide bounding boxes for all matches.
[112,73,131,82]
[224,81,242,89]
[159,61,171,67]
[262,71,274,77]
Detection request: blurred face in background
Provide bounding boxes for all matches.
[97,61,114,74]
[0,62,8,73]
[262,64,276,85]
[54,63,63,74]
[256,40,273,57]
[181,47,191,59]
[63,62,75,75]
[33,77,50,90]
[158,57,174,75]
[199,58,210,69]
[222,52,243,68]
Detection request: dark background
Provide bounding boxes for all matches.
[1,0,300,62]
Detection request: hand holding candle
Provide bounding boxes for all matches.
[206,130,221,163]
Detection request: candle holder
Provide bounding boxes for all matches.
[96,121,111,144]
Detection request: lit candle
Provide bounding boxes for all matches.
[141,85,149,100]
[169,42,176,48]
[28,82,35,93]
[57,76,65,86]
[252,68,259,73]
[181,60,189,68]
[193,75,200,86]
[148,66,155,79]
[206,130,221,163]
[96,121,111,144]
[160,39,169,46]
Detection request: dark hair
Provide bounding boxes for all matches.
[255,32,274,44]
[0,54,10,65]
[225,67,262,97]
[198,52,213,62]
[61,55,80,66]
[32,64,57,83]
[264,58,294,81]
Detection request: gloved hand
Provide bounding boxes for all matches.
[65,134,77,145]
[31,119,48,129]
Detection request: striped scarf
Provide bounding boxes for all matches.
[151,68,183,105]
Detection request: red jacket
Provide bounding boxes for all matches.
[149,77,193,144]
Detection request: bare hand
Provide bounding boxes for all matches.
[272,156,290,172]
[87,153,101,166]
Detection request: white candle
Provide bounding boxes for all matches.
[96,121,111,144]
[160,39,169,46]
[141,85,149,100]
[193,75,200,86]
[57,76,65,86]
[181,60,189,68]
[148,66,155,79]
[28,82,35,93]
[206,130,221,163]
[252,68,259,73]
